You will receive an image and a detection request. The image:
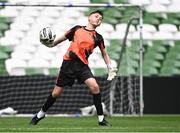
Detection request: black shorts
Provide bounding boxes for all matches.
[56,60,94,87]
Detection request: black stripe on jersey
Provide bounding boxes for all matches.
[65,25,82,41]
[93,33,104,48]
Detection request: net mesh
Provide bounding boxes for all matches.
[113,76,140,114]
[0,76,140,115]
[0,76,110,114]
[0,5,142,115]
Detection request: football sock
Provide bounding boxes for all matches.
[98,115,104,122]
[42,94,56,112]
[93,93,103,116]
[37,109,45,118]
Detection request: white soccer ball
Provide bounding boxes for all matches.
[39,27,56,47]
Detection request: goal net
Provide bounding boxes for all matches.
[0,3,143,116]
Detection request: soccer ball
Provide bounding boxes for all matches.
[39,27,56,47]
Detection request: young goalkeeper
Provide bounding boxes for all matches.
[30,10,117,126]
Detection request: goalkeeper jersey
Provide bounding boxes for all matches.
[63,25,105,64]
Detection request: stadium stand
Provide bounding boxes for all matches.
[0,0,180,76]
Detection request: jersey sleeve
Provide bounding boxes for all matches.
[96,33,105,50]
[65,25,81,41]
[98,38,105,50]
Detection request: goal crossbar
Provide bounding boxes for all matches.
[0,3,141,8]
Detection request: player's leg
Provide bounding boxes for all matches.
[30,85,63,125]
[84,78,112,126]
[40,85,64,115]
[30,60,75,125]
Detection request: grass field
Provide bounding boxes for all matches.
[0,115,180,132]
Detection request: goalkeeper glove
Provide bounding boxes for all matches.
[107,64,117,81]
[40,38,55,47]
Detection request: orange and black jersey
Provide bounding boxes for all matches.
[63,25,105,64]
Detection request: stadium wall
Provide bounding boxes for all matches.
[144,77,180,114]
[0,76,180,114]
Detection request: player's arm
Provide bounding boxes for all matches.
[40,26,79,47]
[99,47,117,81]
[100,48,111,66]
[53,35,67,46]
[53,25,80,46]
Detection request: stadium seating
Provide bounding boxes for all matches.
[93,68,107,76]
[160,66,180,76]
[0,0,180,76]
[0,51,9,74]
[143,65,159,76]
[25,67,45,75]
[143,59,161,68]
[48,67,59,76]
[118,66,136,76]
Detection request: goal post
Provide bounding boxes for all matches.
[108,8,144,116]
[0,3,143,116]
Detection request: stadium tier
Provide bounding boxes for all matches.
[0,0,180,77]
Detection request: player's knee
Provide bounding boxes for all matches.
[52,92,61,98]
[52,86,63,98]
[90,84,100,94]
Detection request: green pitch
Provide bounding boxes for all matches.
[0,115,180,132]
